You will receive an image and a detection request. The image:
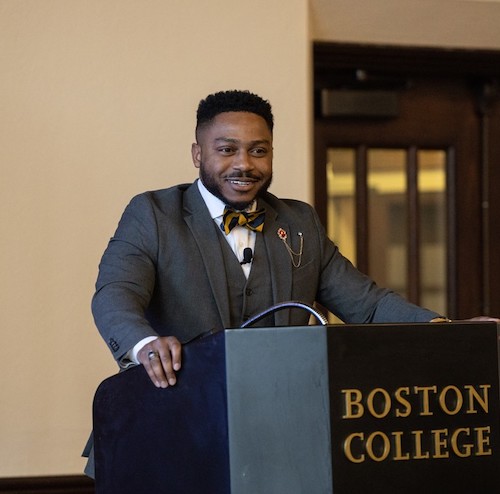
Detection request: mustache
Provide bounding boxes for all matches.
[224,172,260,180]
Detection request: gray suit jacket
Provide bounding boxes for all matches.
[92,181,439,363]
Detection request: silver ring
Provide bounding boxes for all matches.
[147,350,159,361]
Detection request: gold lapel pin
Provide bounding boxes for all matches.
[277,228,303,267]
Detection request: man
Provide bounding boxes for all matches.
[90,89,446,394]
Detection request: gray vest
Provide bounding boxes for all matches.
[218,232,275,328]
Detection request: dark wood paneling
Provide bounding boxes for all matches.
[486,96,500,316]
[0,475,94,494]
[314,42,500,82]
[314,42,500,318]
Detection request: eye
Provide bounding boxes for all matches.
[218,146,236,155]
[250,147,268,157]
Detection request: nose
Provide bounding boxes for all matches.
[233,150,253,171]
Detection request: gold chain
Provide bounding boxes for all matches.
[278,230,303,268]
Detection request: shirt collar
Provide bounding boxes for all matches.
[197,179,257,219]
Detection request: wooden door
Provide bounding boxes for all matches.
[314,43,500,319]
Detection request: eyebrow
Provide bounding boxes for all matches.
[214,137,271,146]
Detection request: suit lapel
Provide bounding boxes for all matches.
[183,183,231,328]
[260,198,294,326]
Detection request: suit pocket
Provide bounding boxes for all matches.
[291,258,318,296]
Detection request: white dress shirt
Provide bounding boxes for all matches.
[196,178,257,278]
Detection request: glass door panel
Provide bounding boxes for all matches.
[418,150,447,315]
[326,148,356,265]
[367,149,408,298]
[326,146,448,320]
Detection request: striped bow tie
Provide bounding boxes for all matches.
[221,207,266,235]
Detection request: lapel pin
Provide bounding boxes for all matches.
[277,228,303,268]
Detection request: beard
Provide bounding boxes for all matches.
[199,164,273,210]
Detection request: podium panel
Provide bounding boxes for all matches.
[225,326,332,493]
[327,322,500,493]
[93,331,230,494]
[92,322,500,493]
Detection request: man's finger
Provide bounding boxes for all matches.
[159,337,182,386]
[143,349,169,388]
[138,337,182,388]
[165,336,182,371]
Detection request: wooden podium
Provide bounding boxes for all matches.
[93,322,500,493]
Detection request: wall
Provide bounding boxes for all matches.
[2,0,500,479]
[311,0,500,48]
[0,0,310,476]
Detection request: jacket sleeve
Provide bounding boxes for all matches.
[312,207,440,323]
[91,193,160,364]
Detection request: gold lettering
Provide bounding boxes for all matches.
[475,426,492,456]
[464,384,490,414]
[343,426,493,463]
[366,432,390,462]
[414,386,437,416]
[439,385,463,415]
[342,389,364,419]
[344,433,365,463]
[391,431,410,461]
[394,387,411,418]
[367,388,391,418]
[450,428,473,457]
[411,430,430,459]
[432,429,450,458]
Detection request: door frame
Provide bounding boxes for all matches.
[313,42,500,318]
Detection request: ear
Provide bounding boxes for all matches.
[191,143,201,169]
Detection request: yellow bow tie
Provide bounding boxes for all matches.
[221,207,265,235]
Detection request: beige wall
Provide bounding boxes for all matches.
[0,0,310,476]
[311,0,500,48]
[2,0,500,478]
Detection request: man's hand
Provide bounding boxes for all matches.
[137,336,182,388]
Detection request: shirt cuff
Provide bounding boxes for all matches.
[129,336,159,364]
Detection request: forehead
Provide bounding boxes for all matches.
[198,112,272,142]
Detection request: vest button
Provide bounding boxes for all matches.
[245,288,253,296]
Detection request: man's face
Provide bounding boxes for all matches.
[191,111,273,210]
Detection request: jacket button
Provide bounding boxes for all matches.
[109,338,120,352]
[245,288,253,296]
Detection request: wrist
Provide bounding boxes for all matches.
[132,336,159,364]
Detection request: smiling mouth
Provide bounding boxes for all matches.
[227,179,256,186]
[225,175,259,186]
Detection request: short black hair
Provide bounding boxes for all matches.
[196,90,274,136]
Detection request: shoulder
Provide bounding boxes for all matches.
[126,183,194,213]
[262,192,318,220]
[261,193,327,244]
[114,184,197,240]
